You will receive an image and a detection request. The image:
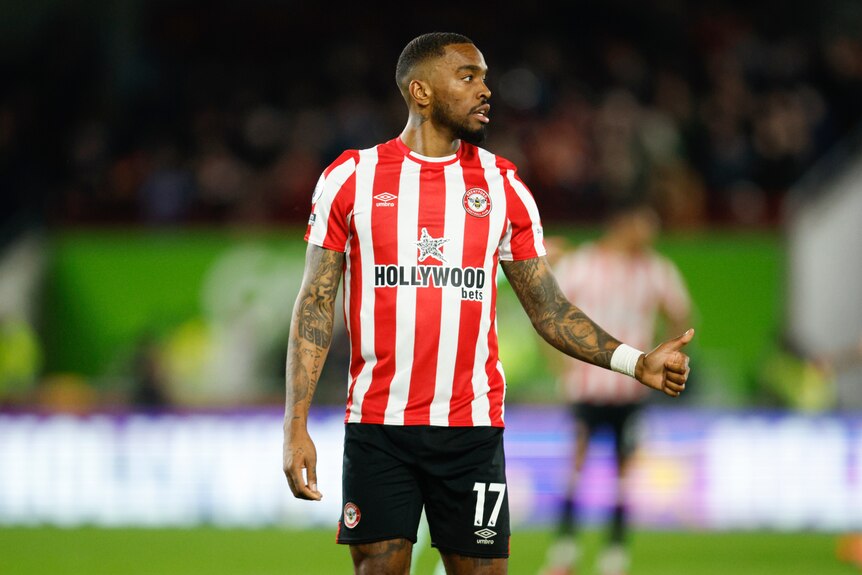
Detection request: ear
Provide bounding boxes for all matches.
[408,79,432,107]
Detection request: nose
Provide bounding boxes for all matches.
[479,79,491,101]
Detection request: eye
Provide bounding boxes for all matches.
[462,75,473,82]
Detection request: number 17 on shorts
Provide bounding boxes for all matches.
[472,482,506,544]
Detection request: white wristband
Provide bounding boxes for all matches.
[610,344,644,378]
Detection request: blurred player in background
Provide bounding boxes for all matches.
[283,33,694,575]
[540,199,693,575]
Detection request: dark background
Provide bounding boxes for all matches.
[3,0,861,238]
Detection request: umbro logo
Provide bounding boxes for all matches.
[374,192,397,207]
[475,528,496,544]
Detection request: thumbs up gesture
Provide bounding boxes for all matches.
[636,329,694,397]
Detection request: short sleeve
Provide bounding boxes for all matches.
[304,151,358,252]
[498,165,546,261]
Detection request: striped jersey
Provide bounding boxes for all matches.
[305,137,546,427]
[553,243,691,404]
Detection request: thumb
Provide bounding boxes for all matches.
[306,457,320,496]
[668,328,695,350]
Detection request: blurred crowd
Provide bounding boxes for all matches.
[2,0,861,236]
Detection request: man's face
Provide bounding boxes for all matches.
[628,207,660,248]
[427,43,491,144]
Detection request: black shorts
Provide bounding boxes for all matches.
[573,403,642,462]
[337,423,510,558]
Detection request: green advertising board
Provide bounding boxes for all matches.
[41,228,783,406]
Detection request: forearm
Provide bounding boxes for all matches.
[535,301,622,369]
[504,255,693,397]
[284,246,342,431]
[502,257,621,369]
[284,306,332,429]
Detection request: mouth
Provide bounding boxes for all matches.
[471,104,491,124]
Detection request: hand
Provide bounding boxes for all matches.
[635,329,694,397]
[283,424,322,501]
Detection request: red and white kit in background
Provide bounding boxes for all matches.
[553,244,691,404]
[305,138,546,428]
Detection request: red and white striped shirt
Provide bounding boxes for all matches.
[554,243,691,404]
[305,138,545,427]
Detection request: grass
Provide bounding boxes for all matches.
[0,527,856,574]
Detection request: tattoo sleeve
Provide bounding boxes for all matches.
[285,244,344,425]
[501,256,620,369]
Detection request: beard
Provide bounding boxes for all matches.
[430,100,487,145]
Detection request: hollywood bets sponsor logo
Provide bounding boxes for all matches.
[374,228,486,301]
[374,264,487,302]
[343,502,361,529]
[463,188,491,218]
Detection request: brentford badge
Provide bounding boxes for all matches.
[343,502,361,529]
[463,188,492,218]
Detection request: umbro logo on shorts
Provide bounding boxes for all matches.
[475,528,496,544]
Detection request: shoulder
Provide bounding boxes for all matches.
[643,248,679,270]
[324,138,400,172]
[561,243,597,265]
[462,143,520,172]
[639,250,688,290]
[493,154,519,172]
[319,150,358,183]
[578,242,600,258]
[313,149,370,205]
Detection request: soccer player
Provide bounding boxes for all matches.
[283,32,694,575]
[539,200,693,575]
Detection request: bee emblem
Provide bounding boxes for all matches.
[463,188,492,218]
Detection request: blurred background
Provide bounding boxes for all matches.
[1,0,861,574]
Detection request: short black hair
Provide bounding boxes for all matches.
[395,32,474,91]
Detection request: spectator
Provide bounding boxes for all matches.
[2,2,859,231]
[539,199,693,575]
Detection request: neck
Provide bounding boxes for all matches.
[399,114,460,157]
[601,234,640,255]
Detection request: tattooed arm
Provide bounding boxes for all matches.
[501,256,620,366]
[283,243,344,500]
[501,256,693,397]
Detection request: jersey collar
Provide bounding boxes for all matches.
[395,137,462,166]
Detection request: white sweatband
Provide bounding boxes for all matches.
[610,344,644,378]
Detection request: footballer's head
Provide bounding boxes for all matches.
[606,196,661,249]
[395,32,475,94]
[396,32,491,144]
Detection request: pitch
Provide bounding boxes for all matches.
[0,527,854,574]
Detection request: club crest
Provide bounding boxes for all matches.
[463,188,491,218]
[343,502,361,529]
